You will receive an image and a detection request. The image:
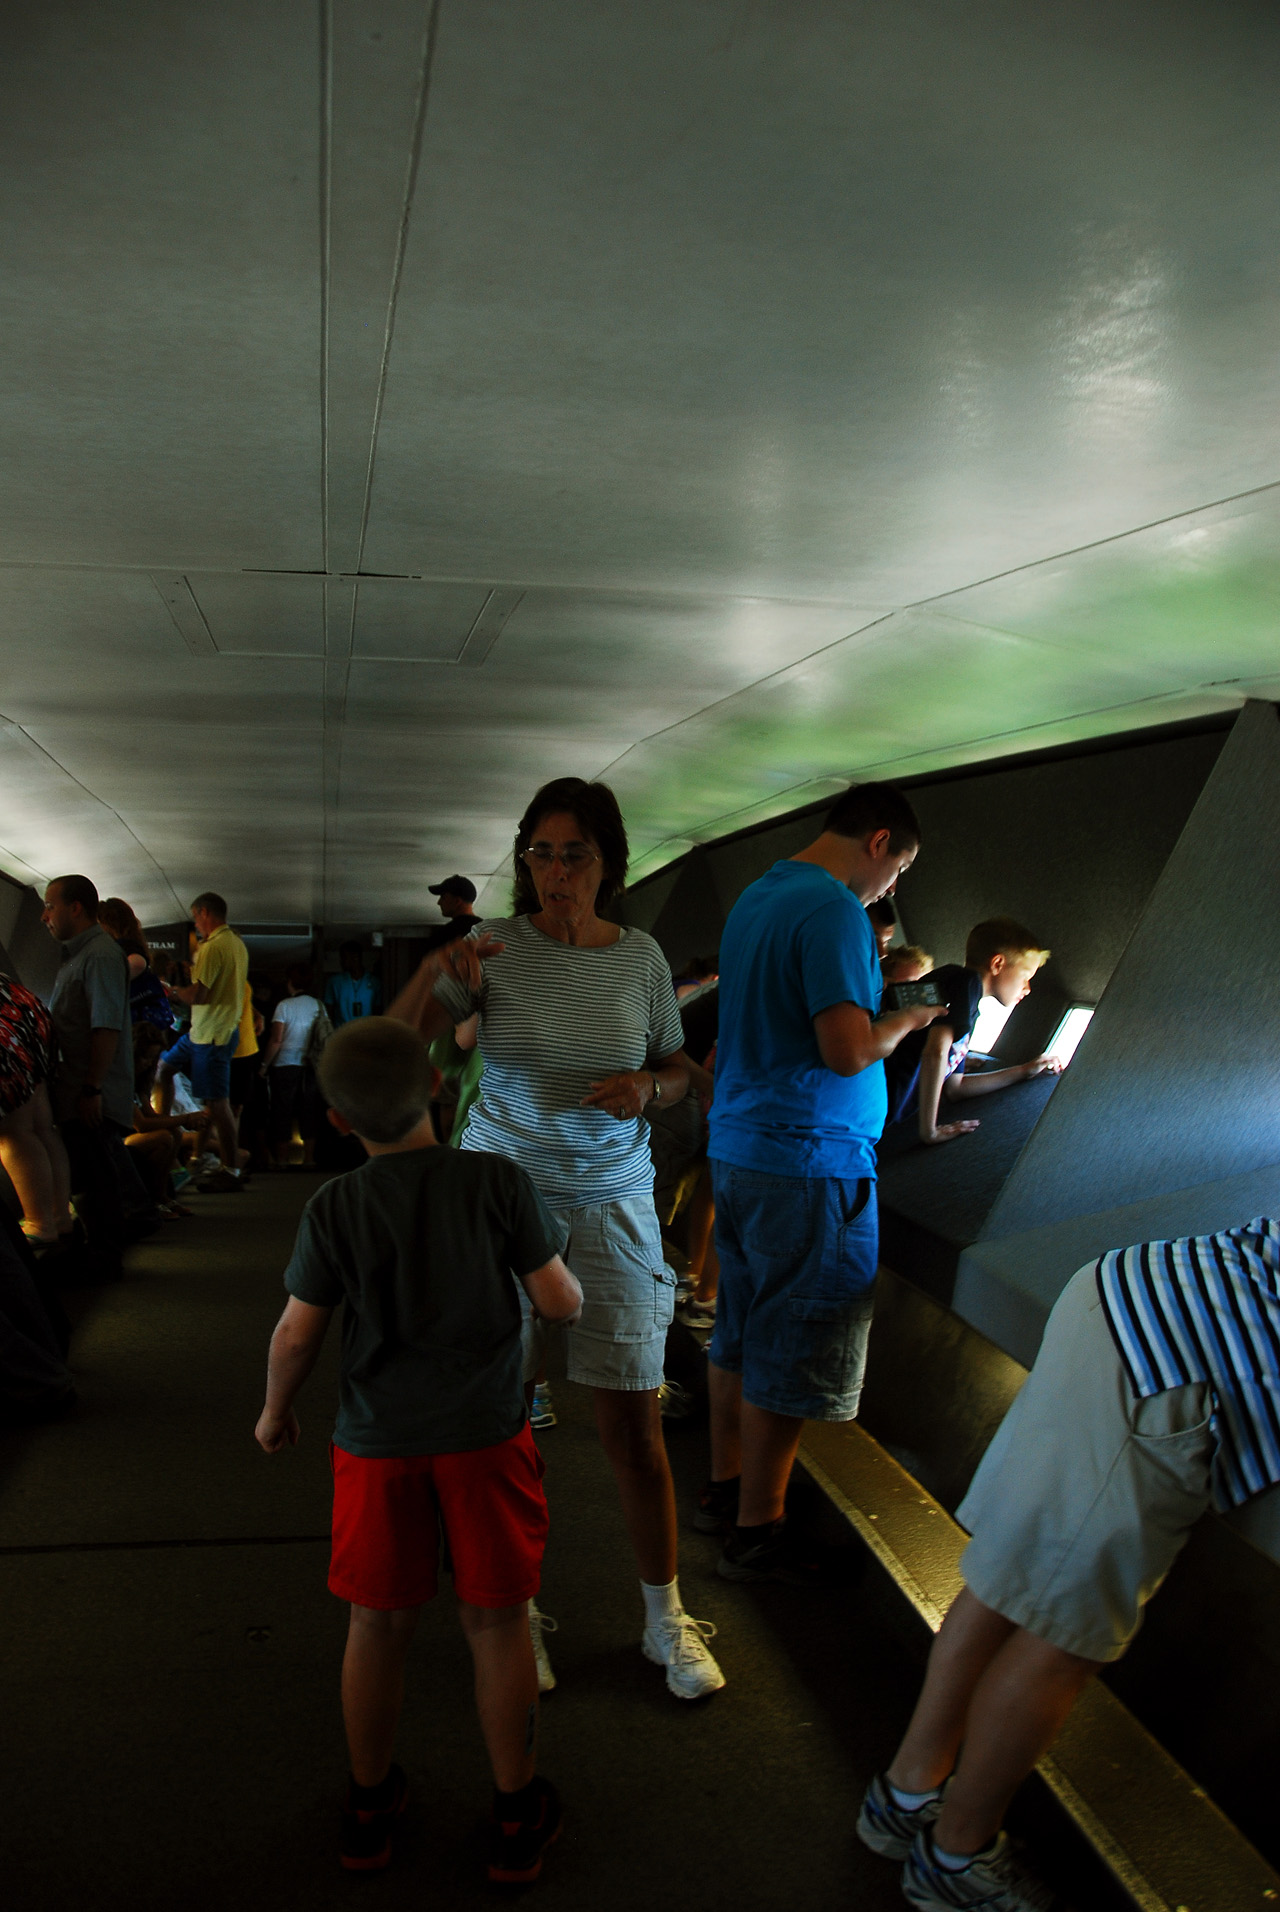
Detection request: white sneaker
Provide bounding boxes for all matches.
[642,1612,726,1700]
[528,1601,558,1693]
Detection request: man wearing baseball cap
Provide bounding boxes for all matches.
[423,876,478,955]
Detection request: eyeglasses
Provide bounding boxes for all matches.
[522,846,599,871]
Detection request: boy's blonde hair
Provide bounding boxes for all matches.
[317,1016,436,1144]
[882,945,933,980]
[964,918,1050,973]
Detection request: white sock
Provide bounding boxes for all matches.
[641,1576,682,1626]
[933,1842,987,1872]
[889,1781,942,1811]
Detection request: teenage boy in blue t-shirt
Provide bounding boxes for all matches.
[701,783,945,1581]
[254,1016,582,1883]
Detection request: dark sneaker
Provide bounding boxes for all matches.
[338,1763,408,1871]
[902,1828,1061,1910]
[856,1771,945,1859]
[486,1775,563,1884]
[716,1517,821,1586]
[693,1475,740,1534]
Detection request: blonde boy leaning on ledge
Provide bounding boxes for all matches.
[882,918,1061,1149]
[253,1016,582,1886]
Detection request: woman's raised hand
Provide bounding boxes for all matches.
[581,1071,652,1120]
[434,932,505,994]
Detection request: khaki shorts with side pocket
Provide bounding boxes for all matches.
[521,1195,676,1392]
[957,1260,1217,1662]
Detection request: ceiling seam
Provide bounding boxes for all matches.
[0,717,188,917]
[4,454,1280,599]
[352,0,443,577]
[0,842,50,886]
[319,0,335,924]
[591,612,897,782]
[907,477,1280,608]
[321,0,440,923]
[319,0,333,579]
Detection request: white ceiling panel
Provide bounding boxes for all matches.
[182,574,326,657]
[0,2,323,571]
[1,3,1279,923]
[351,578,493,661]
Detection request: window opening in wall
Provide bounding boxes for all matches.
[969,995,1015,1056]
[1046,1004,1095,1067]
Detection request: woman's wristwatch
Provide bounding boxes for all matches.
[649,1070,662,1104]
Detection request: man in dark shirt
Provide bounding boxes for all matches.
[255,1016,581,1884]
[422,875,478,954]
[43,873,136,1275]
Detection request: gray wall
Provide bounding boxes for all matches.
[0,875,60,999]
[980,699,1280,1238]
[619,721,1227,1053]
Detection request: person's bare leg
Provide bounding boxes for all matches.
[125,1129,177,1203]
[889,1590,1018,1795]
[593,1389,678,1585]
[458,1601,539,1792]
[737,1399,805,1526]
[932,1624,1099,1854]
[154,1064,175,1117]
[207,1095,238,1172]
[887,1588,1098,1855]
[0,1095,58,1237]
[30,1085,72,1232]
[341,1604,420,1787]
[708,1360,743,1482]
[686,1167,719,1306]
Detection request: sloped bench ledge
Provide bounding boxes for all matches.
[797,1418,1280,1912]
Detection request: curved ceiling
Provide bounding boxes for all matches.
[1,0,1278,922]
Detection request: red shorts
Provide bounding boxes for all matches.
[329,1422,548,1611]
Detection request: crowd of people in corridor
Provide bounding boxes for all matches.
[4,773,1279,1912]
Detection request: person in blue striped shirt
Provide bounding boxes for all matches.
[856,1217,1280,1911]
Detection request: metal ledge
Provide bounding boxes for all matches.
[798,1419,1280,1912]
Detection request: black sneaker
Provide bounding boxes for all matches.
[716,1517,821,1586]
[338,1763,408,1871]
[693,1475,740,1534]
[485,1776,563,1884]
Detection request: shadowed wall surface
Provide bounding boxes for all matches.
[981,699,1280,1238]
[620,720,1227,1044]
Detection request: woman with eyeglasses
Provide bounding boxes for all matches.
[391,776,725,1704]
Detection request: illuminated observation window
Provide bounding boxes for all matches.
[1046,1005,1095,1067]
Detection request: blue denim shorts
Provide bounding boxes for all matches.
[708,1161,878,1421]
[160,1030,239,1103]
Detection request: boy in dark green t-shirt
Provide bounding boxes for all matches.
[254,1017,581,1883]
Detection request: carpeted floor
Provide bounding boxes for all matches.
[1,1171,1131,1912]
[0,1173,931,1912]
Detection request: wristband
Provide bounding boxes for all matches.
[650,1071,662,1104]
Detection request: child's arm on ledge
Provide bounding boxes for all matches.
[944,1053,1062,1102]
[917,1021,980,1146]
[256,1296,334,1452]
[521,1254,583,1327]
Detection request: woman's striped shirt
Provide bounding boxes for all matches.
[433,916,683,1208]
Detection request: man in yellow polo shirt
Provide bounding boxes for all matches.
[157,892,250,1192]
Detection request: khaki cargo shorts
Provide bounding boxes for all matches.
[521,1195,676,1392]
[957,1260,1219,1662]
